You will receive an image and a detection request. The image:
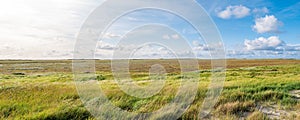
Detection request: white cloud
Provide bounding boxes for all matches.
[217,5,251,19]
[253,7,269,14]
[192,41,210,51]
[97,41,116,50]
[252,15,282,33]
[244,36,285,50]
[227,49,300,59]
[287,44,300,51]
[240,36,300,59]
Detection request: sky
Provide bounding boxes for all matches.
[0,0,299,59]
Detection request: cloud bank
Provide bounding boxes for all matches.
[244,36,285,50]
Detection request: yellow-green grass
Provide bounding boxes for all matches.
[0,62,299,119]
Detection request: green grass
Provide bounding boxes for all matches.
[0,64,299,119]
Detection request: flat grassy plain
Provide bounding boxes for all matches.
[0,59,300,119]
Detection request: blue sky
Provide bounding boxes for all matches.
[210,0,300,45]
[0,0,299,59]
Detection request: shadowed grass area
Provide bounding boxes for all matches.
[0,60,299,119]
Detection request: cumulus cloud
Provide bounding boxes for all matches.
[244,36,300,52]
[252,15,282,33]
[217,5,251,19]
[244,36,285,50]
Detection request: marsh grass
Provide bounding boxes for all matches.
[0,61,299,119]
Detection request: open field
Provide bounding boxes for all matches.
[1,59,299,74]
[0,59,300,119]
